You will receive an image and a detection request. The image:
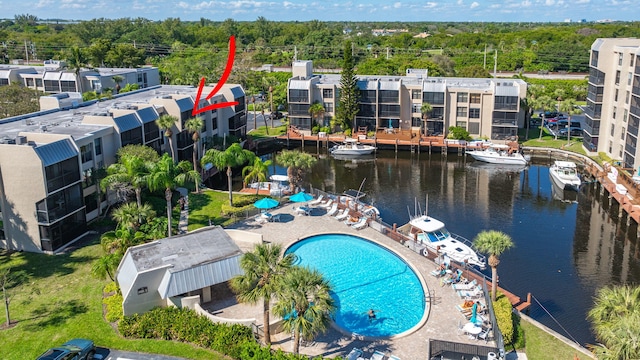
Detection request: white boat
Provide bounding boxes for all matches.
[340,189,380,218]
[330,138,376,156]
[549,160,581,191]
[397,214,486,269]
[466,144,529,165]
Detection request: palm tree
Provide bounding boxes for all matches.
[421,102,432,136]
[185,117,204,192]
[472,230,514,301]
[242,157,273,195]
[111,202,155,231]
[553,89,566,140]
[156,114,178,162]
[146,154,195,237]
[559,98,582,144]
[101,155,149,207]
[251,96,257,130]
[112,75,124,93]
[309,102,325,128]
[521,84,543,140]
[273,266,335,354]
[536,95,554,141]
[229,243,295,345]
[587,285,640,360]
[100,227,146,255]
[91,253,120,281]
[276,149,317,193]
[66,46,89,95]
[201,143,255,206]
[260,103,269,135]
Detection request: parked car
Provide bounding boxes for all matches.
[539,111,562,119]
[558,127,583,137]
[37,339,96,360]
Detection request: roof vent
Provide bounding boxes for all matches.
[40,125,47,132]
[15,135,27,145]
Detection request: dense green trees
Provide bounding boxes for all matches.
[335,40,359,131]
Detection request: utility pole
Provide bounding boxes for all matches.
[493,50,497,77]
[483,44,487,69]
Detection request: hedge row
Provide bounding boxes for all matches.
[118,307,328,360]
[493,292,515,344]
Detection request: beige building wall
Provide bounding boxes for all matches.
[0,144,48,252]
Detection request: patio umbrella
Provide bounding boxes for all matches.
[290,191,313,203]
[253,197,279,209]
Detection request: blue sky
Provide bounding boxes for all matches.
[3,0,638,22]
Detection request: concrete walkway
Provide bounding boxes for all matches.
[177,187,189,234]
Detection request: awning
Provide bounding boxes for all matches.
[175,97,193,113]
[358,80,377,90]
[136,107,158,124]
[113,113,141,132]
[289,80,310,90]
[60,73,77,81]
[229,86,244,99]
[423,82,446,92]
[34,139,78,167]
[379,81,401,90]
[494,84,520,97]
[43,72,61,80]
[0,70,9,78]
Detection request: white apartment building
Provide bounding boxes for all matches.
[585,38,640,170]
[0,84,246,253]
[287,60,527,141]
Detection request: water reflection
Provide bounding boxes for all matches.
[297,147,640,346]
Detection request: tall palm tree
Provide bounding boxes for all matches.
[421,102,432,136]
[111,202,155,231]
[242,157,273,194]
[185,117,204,192]
[472,230,514,301]
[273,266,335,354]
[156,114,178,162]
[201,143,255,206]
[101,155,149,207]
[66,46,88,95]
[559,98,582,144]
[112,75,124,93]
[276,149,317,193]
[146,154,194,237]
[230,243,295,345]
[536,95,554,141]
[587,285,640,360]
[260,103,269,135]
[521,84,543,140]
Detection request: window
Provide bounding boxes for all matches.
[289,89,309,103]
[614,89,619,102]
[80,144,93,163]
[44,80,58,92]
[613,106,617,119]
[591,50,599,67]
[94,138,102,156]
[82,168,94,189]
[620,145,624,158]
[412,117,421,127]
[137,287,148,295]
[456,107,467,117]
[0,78,8,86]
[359,90,376,103]
[36,78,42,87]
[626,91,630,104]
[609,140,612,154]
[412,104,421,113]
[469,122,480,134]
[622,127,626,140]
[456,121,467,128]
[60,80,76,92]
[378,90,399,103]
[619,52,624,66]
[45,157,81,193]
[624,109,628,122]
[469,108,480,119]
[611,124,615,137]
[615,70,621,85]
[423,92,445,105]
[629,72,633,86]
[631,55,635,67]
[494,96,518,110]
[26,78,34,87]
[470,94,481,104]
[323,102,333,113]
[457,92,468,103]
[412,89,421,100]
[322,89,333,99]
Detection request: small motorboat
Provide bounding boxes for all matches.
[549,160,581,191]
[330,138,376,156]
[466,144,529,166]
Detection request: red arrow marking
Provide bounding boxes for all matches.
[192,36,239,116]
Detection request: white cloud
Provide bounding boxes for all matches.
[394,2,402,8]
[470,1,479,8]
[424,2,437,8]
[545,0,555,5]
[575,0,589,3]
[36,0,54,7]
[457,0,464,5]
[521,0,532,6]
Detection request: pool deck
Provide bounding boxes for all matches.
[215,202,500,360]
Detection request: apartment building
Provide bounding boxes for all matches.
[287,61,527,141]
[0,84,246,253]
[584,38,640,170]
[0,60,160,94]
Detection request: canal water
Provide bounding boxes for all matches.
[266,147,640,346]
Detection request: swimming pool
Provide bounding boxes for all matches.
[285,233,426,337]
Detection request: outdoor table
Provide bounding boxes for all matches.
[463,322,482,335]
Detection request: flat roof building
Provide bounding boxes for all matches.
[287,60,527,141]
[0,84,246,253]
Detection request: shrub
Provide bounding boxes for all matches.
[103,284,124,323]
[367,131,376,138]
[320,126,331,134]
[311,125,320,134]
[344,128,352,137]
[493,292,515,344]
[447,126,472,140]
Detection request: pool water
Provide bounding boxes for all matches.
[286,234,425,337]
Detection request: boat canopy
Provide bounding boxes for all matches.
[270,175,289,182]
[409,215,446,232]
[554,161,576,168]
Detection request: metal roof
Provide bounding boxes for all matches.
[494,84,520,97]
[229,86,244,99]
[289,79,310,90]
[34,138,78,166]
[357,80,377,90]
[175,97,193,113]
[137,107,158,124]
[113,113,141,132]
[126,226,243,298]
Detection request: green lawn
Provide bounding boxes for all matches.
[518,317,591,359]
[519,128,587,155]
[188,189,244,231]
[249,124,287,137]
[0,241,224,360]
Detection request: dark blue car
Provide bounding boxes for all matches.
[36,338,96,360]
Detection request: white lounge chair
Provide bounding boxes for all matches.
[346,348,363,360]
[327,203,339,216]
[370,350,385,360]
[309,195,324,206]
[319,199,334,208]
[457,286,483,299]
[389,355,401,360]
[333,208,347,218]
[344,217,360,226]
[335,209,350,221]
[352,218,368,230]
[452,279,478,291]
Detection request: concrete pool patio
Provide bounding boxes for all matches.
[207,201,510,360]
